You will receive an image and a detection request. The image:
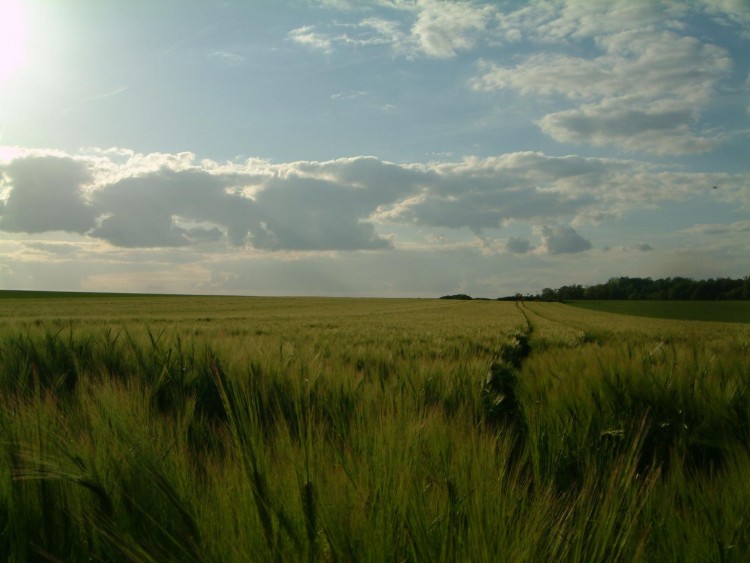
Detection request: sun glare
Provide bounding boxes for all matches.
[0,0,29,84]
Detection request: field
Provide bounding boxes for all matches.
[1,294,749,561]
[568,299,750,323]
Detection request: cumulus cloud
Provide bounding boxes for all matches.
[0,156,96,234]
[89,168,256,248]
[0,152,418,251]
[535,225,592,254]
[1,148,748,254]
[377,152,635,231]
[634,242,654,252]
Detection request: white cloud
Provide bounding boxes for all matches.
[472,27,732,154]
[331,90,367,100]
[289,0,499,58]
[698,0,750,35]
[288,26,334,53]
[410,0,496,58]
[209,50,245,65]
[537,99,722,155]
[529,1,690,41]
[473,30,729,104]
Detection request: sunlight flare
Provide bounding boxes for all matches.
[0,0,29,83]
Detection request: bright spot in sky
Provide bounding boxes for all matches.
[0,0,28,83]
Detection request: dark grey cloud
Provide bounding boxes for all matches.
[0,156,96,234]
[0,154,415,251]
[634,242,653,252]
[89,168,257,247]
[385,153,606,232]
[250,175,393,251]
[506,237,532,254]
[3,150,741,255]
[537,225,592,254]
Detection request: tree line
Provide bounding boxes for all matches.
[506,276,750,301]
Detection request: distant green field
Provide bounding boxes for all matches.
[566,300,750,323]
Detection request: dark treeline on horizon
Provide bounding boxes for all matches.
[489,276,750,302]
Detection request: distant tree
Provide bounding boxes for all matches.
[440,294,473,300]
[540,288,556,301]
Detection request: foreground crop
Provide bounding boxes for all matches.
[1,297,749,561]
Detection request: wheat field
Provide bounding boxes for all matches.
[1,294,749,561]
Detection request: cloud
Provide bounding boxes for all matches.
[331,90,367,100]
[377,152,632,231]
[535,225,592,254]
[698,0,750,35]
[506,237,532,254]
[472,26,732,154]
[0,151,418,251]
[537,100,721,155]
[289,0,499,58]
[209,50,245,65]
[410,0,496,58]
[1,148,748,254]
[89,167,258,247]
[24,241,82,256]
[681,220,750,235]
[247,175,394,251]
[288,26,334,53]
[634,243,653,252]
[0,156,96,234]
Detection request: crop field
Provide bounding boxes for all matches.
[568,299,750,324]
[1,294,749,561]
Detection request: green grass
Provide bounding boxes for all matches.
[567,299,750,323]
[1,296,749,561]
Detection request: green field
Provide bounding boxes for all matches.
[1,294,749,561]
[567,299,750,323]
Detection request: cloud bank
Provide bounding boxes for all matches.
[2,148,747,254]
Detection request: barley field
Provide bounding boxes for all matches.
[1,294,749,561]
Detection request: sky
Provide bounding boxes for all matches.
[0,0,748,297]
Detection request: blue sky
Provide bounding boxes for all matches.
[0,0,748,297]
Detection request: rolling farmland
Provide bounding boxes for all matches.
[1,294,749,561]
